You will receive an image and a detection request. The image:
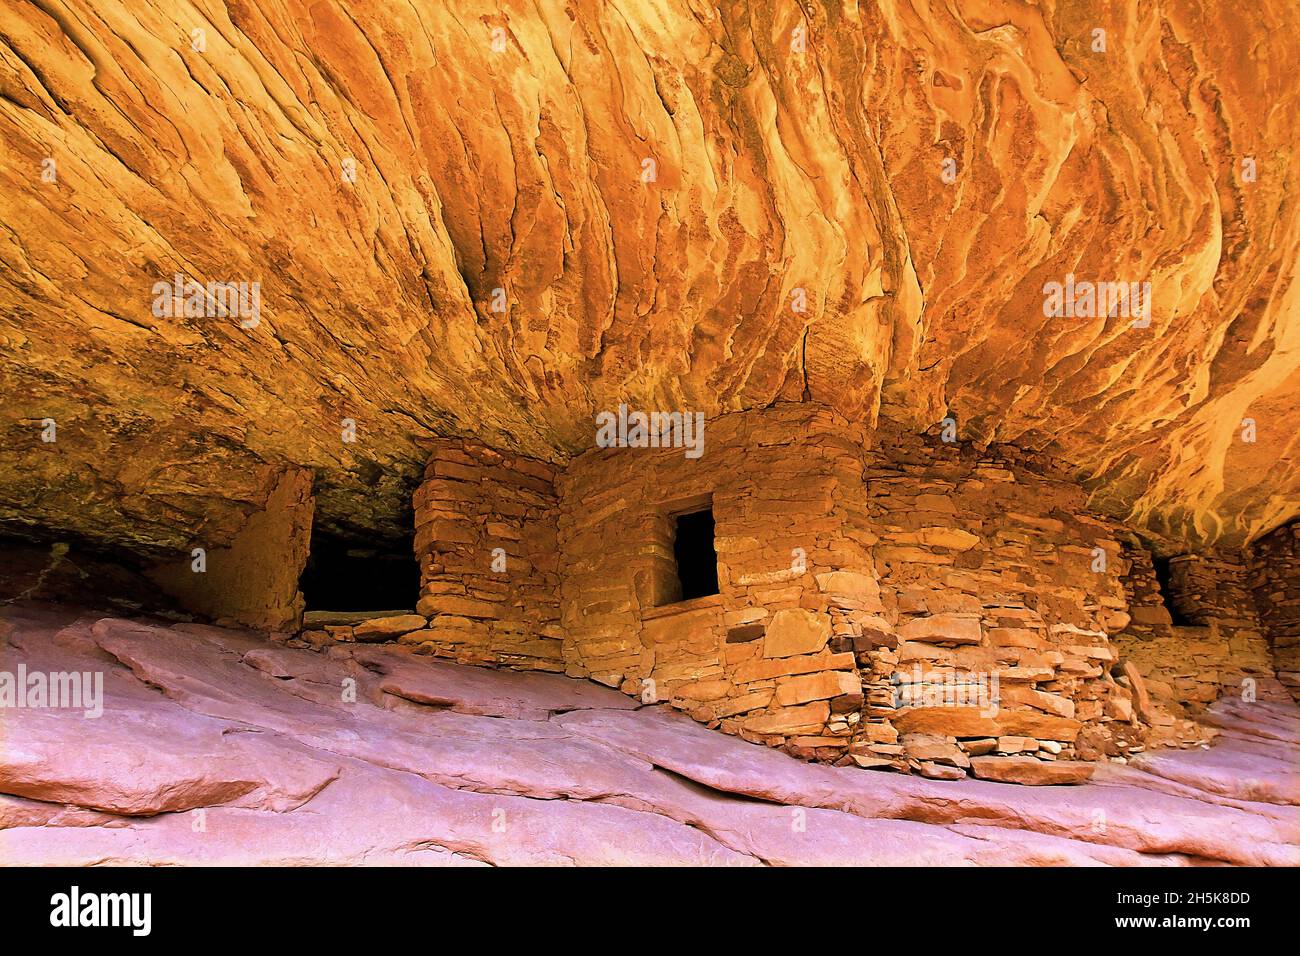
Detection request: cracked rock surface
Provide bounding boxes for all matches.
[1,604,1295,866]
[1,1,1298,556]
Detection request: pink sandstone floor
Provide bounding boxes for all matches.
[1,604,1296,866]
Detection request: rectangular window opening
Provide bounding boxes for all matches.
[670,506,719,603]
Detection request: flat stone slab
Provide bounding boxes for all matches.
[968,755,1094,786]
[2,605,1296,866]
[303,610,416,628]
[349,644,640,720]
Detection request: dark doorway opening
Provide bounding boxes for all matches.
[299,529,419,612]
[672,508,719,602]
[1151,555,1195,626]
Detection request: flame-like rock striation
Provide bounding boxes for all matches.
[0,1,1297,555]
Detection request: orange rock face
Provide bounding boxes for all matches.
[0,1,1297,556]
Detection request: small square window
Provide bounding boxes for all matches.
[671,507,719,602]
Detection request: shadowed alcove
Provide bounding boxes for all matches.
[1153,554,1197,626]
[298,528,419,612]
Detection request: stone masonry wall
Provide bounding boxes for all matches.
[1248,520,1300,701]
[408,439,563,670]
[848,426,1138,776]
[149,468,314,632]
[393,403,1278,783]
[1113,544,1278,746]
[554,406,1142,782]
[555,404,873,760]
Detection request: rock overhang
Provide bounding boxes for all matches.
[0,0,1297,560]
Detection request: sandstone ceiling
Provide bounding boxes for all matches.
[1,0,1297,559]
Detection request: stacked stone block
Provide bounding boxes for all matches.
[1248,520,1300,700]
[847,428,1133,779]
[408,439,563,670]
